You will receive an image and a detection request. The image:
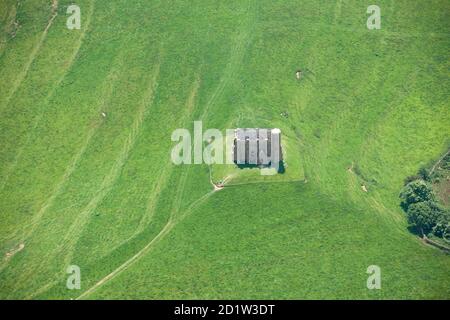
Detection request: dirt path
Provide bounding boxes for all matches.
[200,0,256,120]
[101,71,199,257]
[1,0,59,112]
[75,0,257,299]
[59,64,160,266]
[22,125,97,239]
[429,149,450,175]
[7,56,159,296]
[0,1,19,56]
[0,0,96,195]
[7,14,121,249]
[4,243,24,261]
[77,167,200,299]
[76,218,175,299]
[0,0,97,273]
[77,187,214,299]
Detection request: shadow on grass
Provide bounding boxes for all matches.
[235,161,286,174]
[407,225,422,237]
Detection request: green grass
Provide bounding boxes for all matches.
[0,0,449,299]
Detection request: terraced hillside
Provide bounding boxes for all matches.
[0,0,449,299]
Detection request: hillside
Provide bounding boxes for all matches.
[0,0,449,299]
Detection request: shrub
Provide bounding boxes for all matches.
[441,153,450,170]
[418,167,430,181]
[432,222,450,240]
[432,209,450,239]
[399,180,435,211]
[406,202,437,235]
[404,175,421,185]
[405,199,447,237]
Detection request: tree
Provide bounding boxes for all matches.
[432,222,450,240]
[403,175,421,185]
[418,167,430,181]
[399,180,435,211]
[432,209,450,239]
[406,201,446,236]
[406,202,435,236]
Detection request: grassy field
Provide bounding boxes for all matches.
[0,0,449,299]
